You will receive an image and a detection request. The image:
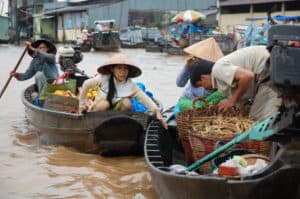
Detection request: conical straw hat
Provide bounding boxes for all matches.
[97,53,142,78]
[183,37,224,62]
[28,39,57,57]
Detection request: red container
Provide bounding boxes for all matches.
[218,165,238,177]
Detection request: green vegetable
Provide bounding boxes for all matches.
[206,91,225,105]
[233,155,248,167]
[178,91,225,111]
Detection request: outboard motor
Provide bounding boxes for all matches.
[268,24,300,139]
[58,46,89,90]
[58,46,83,75]
[269,25,300,100]
[72,45,83,64]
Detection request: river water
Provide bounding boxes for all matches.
[0,44,185,199]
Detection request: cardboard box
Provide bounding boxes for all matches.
[44,94,79,113]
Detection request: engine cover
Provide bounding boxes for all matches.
[58,46,75,57]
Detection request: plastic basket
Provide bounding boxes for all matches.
[213,153,270,178]
[40,78,77,97]
[210,149,253,174]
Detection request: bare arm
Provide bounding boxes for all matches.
[79,75,101,111]
[218,67,254,111]
[132,86,168,129]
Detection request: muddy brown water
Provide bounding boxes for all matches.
[0,44,185,199]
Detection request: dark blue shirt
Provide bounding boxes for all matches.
[19,50,58,81]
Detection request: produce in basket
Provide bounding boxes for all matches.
[191,116,254,140]
[53,89,76,97]
[177,97,272,174]
[86,86,99,100]
[233,155,248,167]
[216,154,270,177]
[178,91,225,111]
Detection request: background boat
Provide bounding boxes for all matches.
[92,20,121,51]
[120,26,145,48]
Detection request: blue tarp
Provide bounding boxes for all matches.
[244,14,300,47]
[188,23,204,34]
[169,23,204,41]
[246,15,300,22]
[274,15,300,21]
[244,22,271,46]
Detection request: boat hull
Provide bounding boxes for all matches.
[92,31,120,51]
[145,115,300,199]
[22,85,155,154]
[121,42,145,49]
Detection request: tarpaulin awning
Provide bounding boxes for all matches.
[246,15,300,22]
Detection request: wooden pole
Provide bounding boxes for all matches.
[0,46,28,98]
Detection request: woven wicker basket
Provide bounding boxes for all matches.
[176,97,272,173]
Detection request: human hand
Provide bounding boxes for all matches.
[24,41,31,46]
[217,98,235,112]
[156,111,168,130]
[10,71,20,80]
[24,41,34,51]
[186,55,197,68]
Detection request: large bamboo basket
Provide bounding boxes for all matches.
[176,97,272,173]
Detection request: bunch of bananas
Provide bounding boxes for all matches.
[87,86,98,100]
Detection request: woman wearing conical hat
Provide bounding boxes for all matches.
[176,37,223,100]
[79,53,167,129]
[10,40,58,92]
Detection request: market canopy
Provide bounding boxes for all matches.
[171,10,206,23]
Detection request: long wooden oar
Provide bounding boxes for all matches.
[0,47,28,98]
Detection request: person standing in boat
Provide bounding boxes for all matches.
[10,40,58,92]
[176,37,223,100]
[108,21,114,31]
[79,53,168,129]
[95,22,103,32]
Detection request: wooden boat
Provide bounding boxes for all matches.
[145,43,163,53]
[121,42,145,49]
[92,31,120,51]
[162,45,187,56]
[92,19,120,51]
[120,26,145,49]
[144,107,300,199]
[22,84,162,156]
[190,33,237,55]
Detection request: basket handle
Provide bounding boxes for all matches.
[191,97,209,109]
